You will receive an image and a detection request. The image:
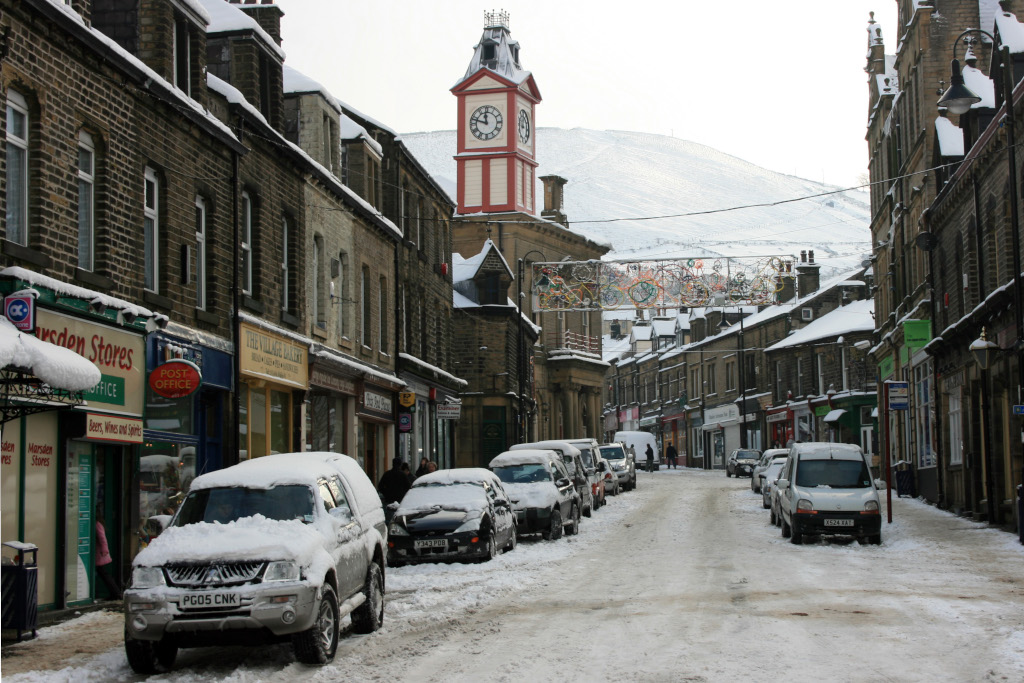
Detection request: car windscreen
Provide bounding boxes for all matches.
[600,447,625,460]
[174,485,315,526]
[795,459,872,488]
[492,464,551,484]
[736,450,759,459]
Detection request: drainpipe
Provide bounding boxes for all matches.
[231,131,242,467]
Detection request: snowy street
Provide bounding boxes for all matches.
[4,468,1024,682]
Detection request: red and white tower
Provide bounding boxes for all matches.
[452,11,541,215]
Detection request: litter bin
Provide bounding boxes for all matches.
[1,541,39,641]
[894,461,916,498]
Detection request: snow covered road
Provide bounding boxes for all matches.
[4,468,1024,681]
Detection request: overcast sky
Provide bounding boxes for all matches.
[274,1,898,189]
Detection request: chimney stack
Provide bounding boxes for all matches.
[540,175,568,227]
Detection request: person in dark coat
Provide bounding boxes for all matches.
[666,443,678,469]
[378,457,412,506]
[645,443,654,472]
[415,456,430,478]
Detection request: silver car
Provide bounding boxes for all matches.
[123,452,387,674]
[599,443,636,491]
[751,449,789,492]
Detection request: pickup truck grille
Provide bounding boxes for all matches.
[165,562,265,587]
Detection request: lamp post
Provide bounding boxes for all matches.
[971,328,999,525]
[516,250,546,443]
[939,31,1024,537]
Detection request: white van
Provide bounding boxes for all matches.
[775,442,882,545]
[614,431,659,471]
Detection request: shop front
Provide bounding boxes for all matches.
[396,380,459,472]
[687,407,704,468]
[238,321,308,460]
[2,307,145,610]
[140,331,233,550]
[357,382,397,485]
[306,351,359,458]
[766,406,793,448]
[703,403,739,469]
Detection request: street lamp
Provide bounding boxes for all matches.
[517,249,546,442]
[970,328,999,525]
[939,30,1024,538]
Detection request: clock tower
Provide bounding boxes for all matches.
[452,11,541,215]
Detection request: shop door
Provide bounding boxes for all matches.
[482,407,506,467]
[198,391,223,477]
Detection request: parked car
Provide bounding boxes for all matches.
[123,452,387,674]
[512,440,595,516]
[489,449,581,540]
[565,438,608,509]
[387,468,517,566]
[751,448,789,492]
[775,442,882,545]
[614,430,660,470]
[601,464,621,497]
[726,448,761,477]
[759,459,787,510]
[599,442,636,491]
[769,458,789,527]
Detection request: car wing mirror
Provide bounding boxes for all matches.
[556,477,571,488]
[776,478,790,490]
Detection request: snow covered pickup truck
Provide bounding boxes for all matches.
[123,452,387,674]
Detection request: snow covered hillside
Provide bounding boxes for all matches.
[401,128,872,277]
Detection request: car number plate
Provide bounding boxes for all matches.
[181,592,240,608]
[823,518,854,527]
[414,539,447,549]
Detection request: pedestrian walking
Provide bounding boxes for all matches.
[95,509,121,600]
[378,457,412,506]
[645,443,654,472]
[666,443,678,469]
[415,456,430,477]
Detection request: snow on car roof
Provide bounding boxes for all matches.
[412,467,501,487]
[189,453,347,491]
[509,440,581,456]
[489,449,559,467]
[794,443,864,460]
[397,481,489,515]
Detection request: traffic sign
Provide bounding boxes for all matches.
[4,294,35,332]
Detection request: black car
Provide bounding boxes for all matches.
[387,468,517,566]
[726,448,761,477]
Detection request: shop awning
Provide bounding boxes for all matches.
[823,409,847,423]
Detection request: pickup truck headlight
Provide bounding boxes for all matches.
[131,566,166,589]
[264,561,300,582]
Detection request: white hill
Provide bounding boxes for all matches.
[401,128,872,277]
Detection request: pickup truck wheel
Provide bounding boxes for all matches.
[351,563,384,634]
[293,583,339,664]
[125,631,177,674]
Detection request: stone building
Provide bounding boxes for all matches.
[448,13,609,464]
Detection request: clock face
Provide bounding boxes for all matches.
[470,105,503,141]
[518,109,531,143]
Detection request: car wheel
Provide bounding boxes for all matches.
[543,508,563,540]
[505,523,518,551]
[769,507,777,525]
[790,527,803,545]
[583,498,592,518]
[293,583,340,664]
[125,631,177,674]
[483,529,498,561]
[726,469,732,477]
[762,498,770,510]
[868,534,882,545]
[351,563,384,634]
[781,516,791,538]
[565,504,580,535]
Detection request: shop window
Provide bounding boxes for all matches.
[251,388,267,458]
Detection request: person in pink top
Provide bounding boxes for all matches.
[95,508,121,600]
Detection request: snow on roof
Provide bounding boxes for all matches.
[339,112,383,157]
[0,316,101,392]
[453,239,511,282]
[936,117,965,157]
[454,23,533,89]
[995,8,1024,53]
[962,63,996,110]
[398,353,468,387]
[0,266,154,317]
[766,299,875,351]
[197,0,285,60]
[411,468,502,487]
[602,334,631,363]
[335,99,398,138]
[652,319,675,336]
[282,64,341,114]
[631,325,653,341]
[190,452,351,490]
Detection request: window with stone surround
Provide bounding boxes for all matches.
[78,131,96,270]
[144,167,160,292]
[195,195,207,309]
[6,90,30,246]
[241,191,253,296]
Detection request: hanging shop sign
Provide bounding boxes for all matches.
[437,403,462,420]
[4,294,35,332]
[398,391,416,408]
[148,359,202,399]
